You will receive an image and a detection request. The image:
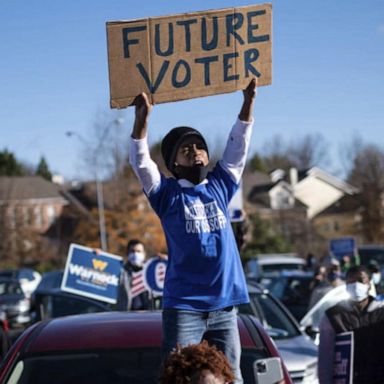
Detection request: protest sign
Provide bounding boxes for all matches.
[61,243,123,304]
[106,4,272,108]
[333,332,354,384]
[129,257,167,298]
[330,237,356,260]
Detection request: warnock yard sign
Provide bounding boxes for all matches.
[106,4,272,108]
[61,244,123,304]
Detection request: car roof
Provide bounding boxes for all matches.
[272,270,313,278]
[253,257,305,266]
[19,312,263,354]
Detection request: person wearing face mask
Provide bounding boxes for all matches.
[368,259,383,296]
[129,79,257,384]
[117,239,151,311]
[318,265,384,383]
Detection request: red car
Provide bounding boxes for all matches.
[0,312,292,384]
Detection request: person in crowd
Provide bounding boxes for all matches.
[117,239,151,310]
[129,78,257,383]
[341,254,352,274]
[305,252,317,270]
[368,259,382,296]
[159,340,235,384]
[308,265,332,309]
[318,265,384,383]
[327,259,344,288]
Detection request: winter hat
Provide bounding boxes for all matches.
[161,126,209,173]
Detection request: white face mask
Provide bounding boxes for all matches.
[372,273,381,285]
[346,282,370,302]
[128,251,145,267]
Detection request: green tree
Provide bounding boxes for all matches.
[35,156,52,181]
[0,149,25,176]
[248,152,268,172]
[242,213,292,261]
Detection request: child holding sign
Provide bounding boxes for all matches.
[129,78,256,383]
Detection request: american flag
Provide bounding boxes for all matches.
[130,260,166,297]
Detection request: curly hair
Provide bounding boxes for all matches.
[159,340,235,384]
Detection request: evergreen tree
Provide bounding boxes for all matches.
[0,149,25,176]
[242,213,292,261]
[35,156,52,181]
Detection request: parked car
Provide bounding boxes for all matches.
[358,245,384,267]
[33,288,115,322]
[0,269,41,297]
[246,254,306,279]
[28,271,316,383]
[259,270,315,322]
[0,308,9,359]
[0,311,292,384]
[0,278,31,328]
[240,281,318,383]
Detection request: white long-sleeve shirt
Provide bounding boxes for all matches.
[129,117,254,194]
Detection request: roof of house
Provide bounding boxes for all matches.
[0,176,67,202]
[296,167,359,194]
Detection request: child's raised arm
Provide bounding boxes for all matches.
[239,78,257,122]
[132,92,153,139]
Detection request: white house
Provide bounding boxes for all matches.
[290,167,358,219]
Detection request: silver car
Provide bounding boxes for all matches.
[239,281,318,384]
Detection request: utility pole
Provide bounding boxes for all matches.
[66,118,123,251]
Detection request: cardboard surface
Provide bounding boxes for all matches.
[106,4,272,108]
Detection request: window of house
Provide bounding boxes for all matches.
[46,205,56,226]
[34,206,43,227]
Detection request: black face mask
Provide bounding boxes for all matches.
[174,164,209,185]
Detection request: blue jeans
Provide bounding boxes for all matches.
[162,307,243,384]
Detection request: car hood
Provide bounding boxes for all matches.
[275,334,318,372]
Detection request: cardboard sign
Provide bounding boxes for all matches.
[106,4,272,108]
[333,332,354,384]
[61,243,123,304]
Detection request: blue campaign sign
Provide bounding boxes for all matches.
[144,258,167,295]
[61,243,123,304]
[330,237,356,259]
[333,332,354,384]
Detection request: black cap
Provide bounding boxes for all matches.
[161,126,209,173]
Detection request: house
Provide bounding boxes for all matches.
[243,167,360,256]
[246,167,359,219]
[312,193,364,243]
[0,176,69,233]
[289,167,359,219]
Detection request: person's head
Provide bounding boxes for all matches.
[345,265,371,302]
[328,262,342,283]
[126,239,146,268]
[161,126,209,184]
[314,265,327,281]
[159,340,235,384]
[368,260,381,285]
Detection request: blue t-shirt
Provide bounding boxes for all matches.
[148,163,249,311]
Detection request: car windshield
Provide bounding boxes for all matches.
[238,292,300,339]
[359,248,384,265]
[36,272,63,291]
[264,276,313,321]
[38,294,108,320]
[6,347,268,384]
[0,281,23,295]
[262,264,303,273]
